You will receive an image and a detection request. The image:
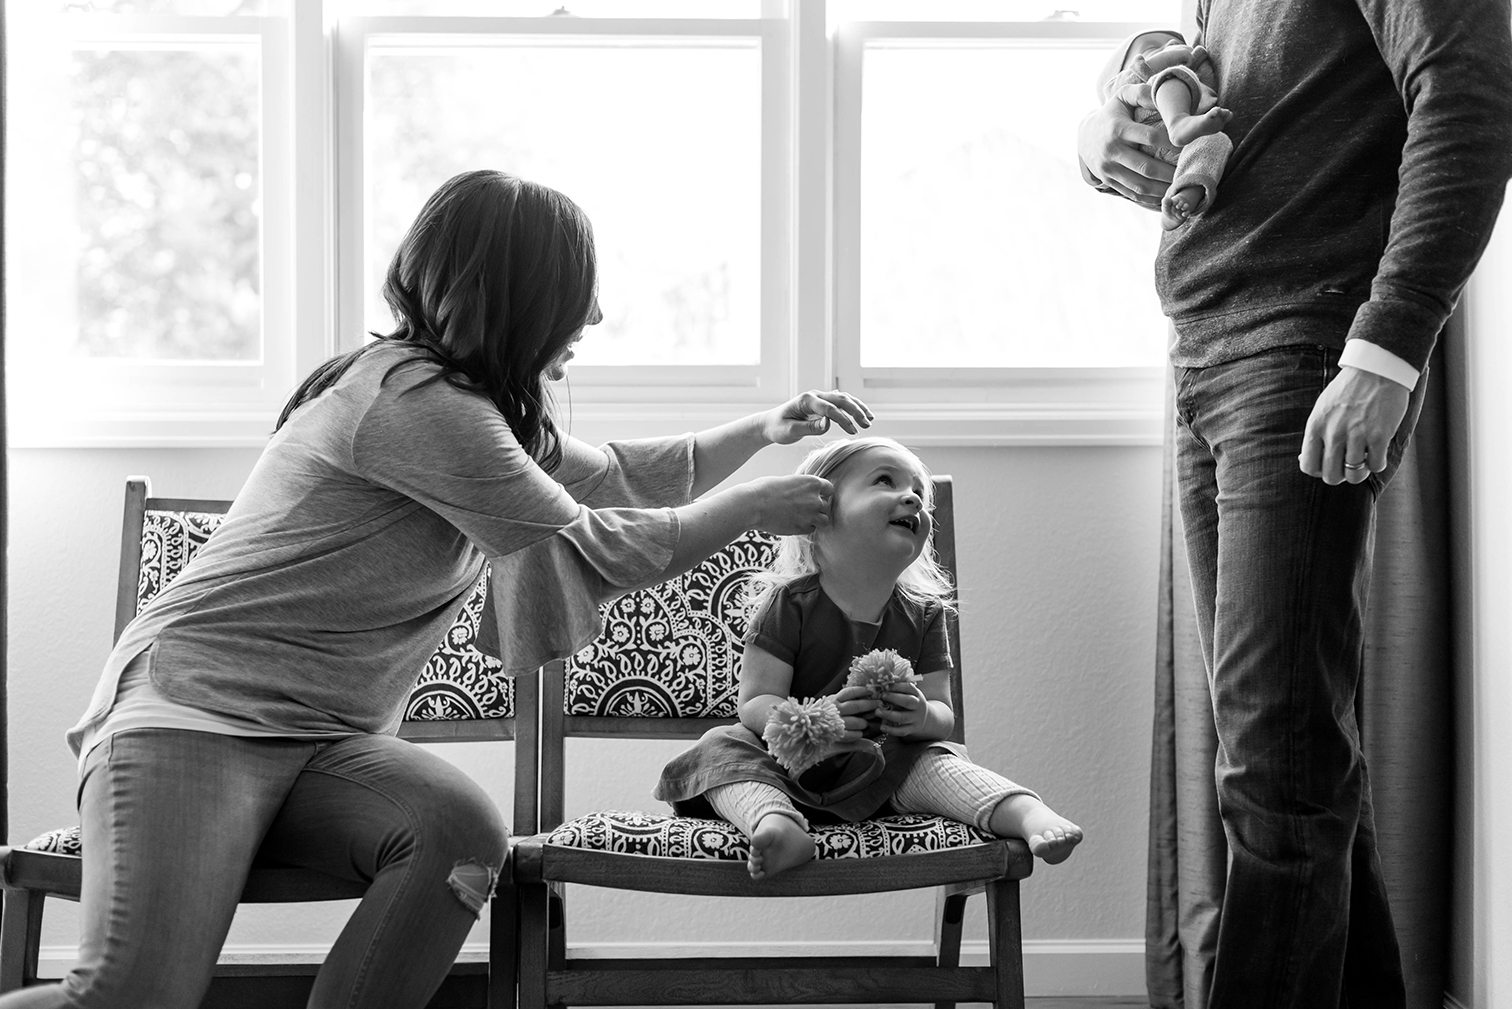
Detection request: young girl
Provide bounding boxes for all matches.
[656,437,1082,880]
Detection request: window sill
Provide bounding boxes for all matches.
[7,400,1164,449]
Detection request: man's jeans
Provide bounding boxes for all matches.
[0,728,507,1009]
[1174,345,1422,1009]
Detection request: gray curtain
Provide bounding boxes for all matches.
[2,0,10,850]
[1145,346,1454,1009]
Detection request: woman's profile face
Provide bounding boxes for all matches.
[545,300,603,382]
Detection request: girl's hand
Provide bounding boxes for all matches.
[830,684,880,741]
[745,474,835,535]
[875,682,930,737]
[763,390,873,445]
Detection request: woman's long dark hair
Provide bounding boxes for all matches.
[276,170,598,472]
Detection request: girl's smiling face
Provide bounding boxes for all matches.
[814,444,932,577]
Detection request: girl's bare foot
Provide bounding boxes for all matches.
[1167,106,1232,146]
[748,813,816,880]
[989,794,1084,865]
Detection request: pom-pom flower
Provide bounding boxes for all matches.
[763,696,847,776]
[845,648,918,697]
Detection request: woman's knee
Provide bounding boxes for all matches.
[403,761,509,864]
[399,771,507,916]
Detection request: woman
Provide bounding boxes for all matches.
[11,169,870,1009]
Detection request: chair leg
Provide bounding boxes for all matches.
[517,883,550,1009]
[933,888,969,1009]
[488,880,518,1009]
[986,877,1025,1009]
[546,884,567,970]
[0,890,46,993]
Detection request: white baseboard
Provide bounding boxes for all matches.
[37,938,1145,998]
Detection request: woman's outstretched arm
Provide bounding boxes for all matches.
[655,472,833,585]
[691,390,873,498]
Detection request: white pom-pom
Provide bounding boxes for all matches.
[763,696,847,776]
[845,648,918,697]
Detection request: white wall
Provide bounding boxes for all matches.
[4,440,1164,993]
[1460,192,1512,1009]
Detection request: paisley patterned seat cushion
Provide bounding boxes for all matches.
[23,825,81,857]
[545,810,994,861]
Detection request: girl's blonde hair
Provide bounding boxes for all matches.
[744,437,957,621]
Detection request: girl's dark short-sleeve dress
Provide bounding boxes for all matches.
[654,573,968,823]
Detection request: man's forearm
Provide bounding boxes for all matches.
[1348,0,1512,370]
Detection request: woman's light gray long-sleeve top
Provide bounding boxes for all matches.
[66,342,694,755]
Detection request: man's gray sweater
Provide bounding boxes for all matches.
[1157,0,1512,372]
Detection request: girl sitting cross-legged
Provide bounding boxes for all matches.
[656,437,1083,880]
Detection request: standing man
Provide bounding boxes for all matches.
[1079,2,1512,1007]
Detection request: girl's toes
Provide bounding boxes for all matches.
[1029,825,1083,865]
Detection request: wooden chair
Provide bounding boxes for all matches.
[0,477,526,1009]
[510,476,1034,1009]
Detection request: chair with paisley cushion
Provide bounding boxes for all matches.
[0,477,525,1009]
[511,476,1035,1009]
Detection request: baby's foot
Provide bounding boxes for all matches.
[748,813,816,880]
[990,795,1084,865]
[1161,186,1204,231]
[1167,106,1232,146]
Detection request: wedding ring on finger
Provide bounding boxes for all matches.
[1343,460,1367,471]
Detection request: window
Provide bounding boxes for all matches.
[6,0,295,445]
[339,12,786,403]
[831,9,1172,441]
[6,0,1179,446]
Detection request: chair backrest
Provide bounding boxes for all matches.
[518,476,964,833]
[114,477,517,753]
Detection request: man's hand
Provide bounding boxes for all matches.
[1298,367,1411,485]
[1077,84,1178,209]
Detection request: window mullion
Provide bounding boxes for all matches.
[790,0,833,397]
[830,17,863,396]
[292,1,337,382]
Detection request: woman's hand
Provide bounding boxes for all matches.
[874,682,931,737]
[762,390,874,446]
[830,684,881,741]
[1078,85,1178,209]
[744,474,836,535]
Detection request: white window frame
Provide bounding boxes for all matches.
[7,10,306,447]
[831,17,1172,446]
[9,2,1175,448]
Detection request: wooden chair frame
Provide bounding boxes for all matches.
[510,477,1033,1009]
[0,478,523,1009]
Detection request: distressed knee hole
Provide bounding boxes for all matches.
[446,860,498,917]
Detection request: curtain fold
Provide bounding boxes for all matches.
[2,0,10,849]
[1146,348,1453,1009]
